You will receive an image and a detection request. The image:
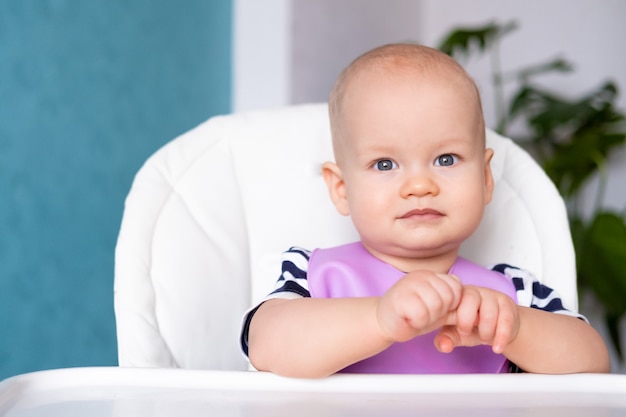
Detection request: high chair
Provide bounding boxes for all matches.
[114,103,577,370]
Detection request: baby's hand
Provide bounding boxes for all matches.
[376,271,462,343]
[435,286,519,354]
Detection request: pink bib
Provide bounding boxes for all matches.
[308,242,518,374]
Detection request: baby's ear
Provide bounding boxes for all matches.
[321,161,350,216]
[483,148,495,205]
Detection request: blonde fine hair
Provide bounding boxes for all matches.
[328,43,485,151]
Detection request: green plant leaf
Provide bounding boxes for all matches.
[576,212,626,360]
[508,82,626,197]
[546,130,625,197]
[578,212,626,317]
[606,314,624,362]
[438,21,517,58]
[512,57,574,84]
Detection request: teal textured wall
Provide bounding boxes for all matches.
[0,1,232,379]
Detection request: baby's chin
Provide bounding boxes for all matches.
[363,242,461,273]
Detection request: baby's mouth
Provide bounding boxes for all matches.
[399,208,443,219]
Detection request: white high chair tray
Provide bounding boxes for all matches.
[1,367,625,417]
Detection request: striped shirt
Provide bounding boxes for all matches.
[241,246,587,372]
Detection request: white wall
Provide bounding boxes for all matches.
[232,0,291,112]
[290,0,422,104]
[233,0,422,110]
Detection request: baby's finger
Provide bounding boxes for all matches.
[477,295,499,344]
[455,287,481,335]
[434,326,459,353]
[491,301,517,354]
[404,274,461,324]
[433,273,463,307]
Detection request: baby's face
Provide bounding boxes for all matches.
[333,69,493,271]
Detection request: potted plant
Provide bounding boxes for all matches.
[438,21,626,361]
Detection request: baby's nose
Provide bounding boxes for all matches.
[399,170,439,198]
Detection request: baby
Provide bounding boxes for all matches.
[240,43,609,377]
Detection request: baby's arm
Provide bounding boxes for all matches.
[248,296,387,378]
[248,271,462,378]
[435,286,610,373]
[501,306,609,373]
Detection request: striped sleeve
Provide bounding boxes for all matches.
[268,246,311,298]
[239,247,311,357]
[490,263,588,322]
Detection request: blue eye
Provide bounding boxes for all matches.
[374,159,397,171]
[435,154,458,167]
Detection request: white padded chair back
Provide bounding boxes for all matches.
[114,103,576,370]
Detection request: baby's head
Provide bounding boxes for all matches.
[323,43,494,271]
[328,43,485,163]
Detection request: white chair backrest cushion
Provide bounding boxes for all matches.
[114,103,576,370]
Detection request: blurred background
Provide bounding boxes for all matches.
[1,0,624,379]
